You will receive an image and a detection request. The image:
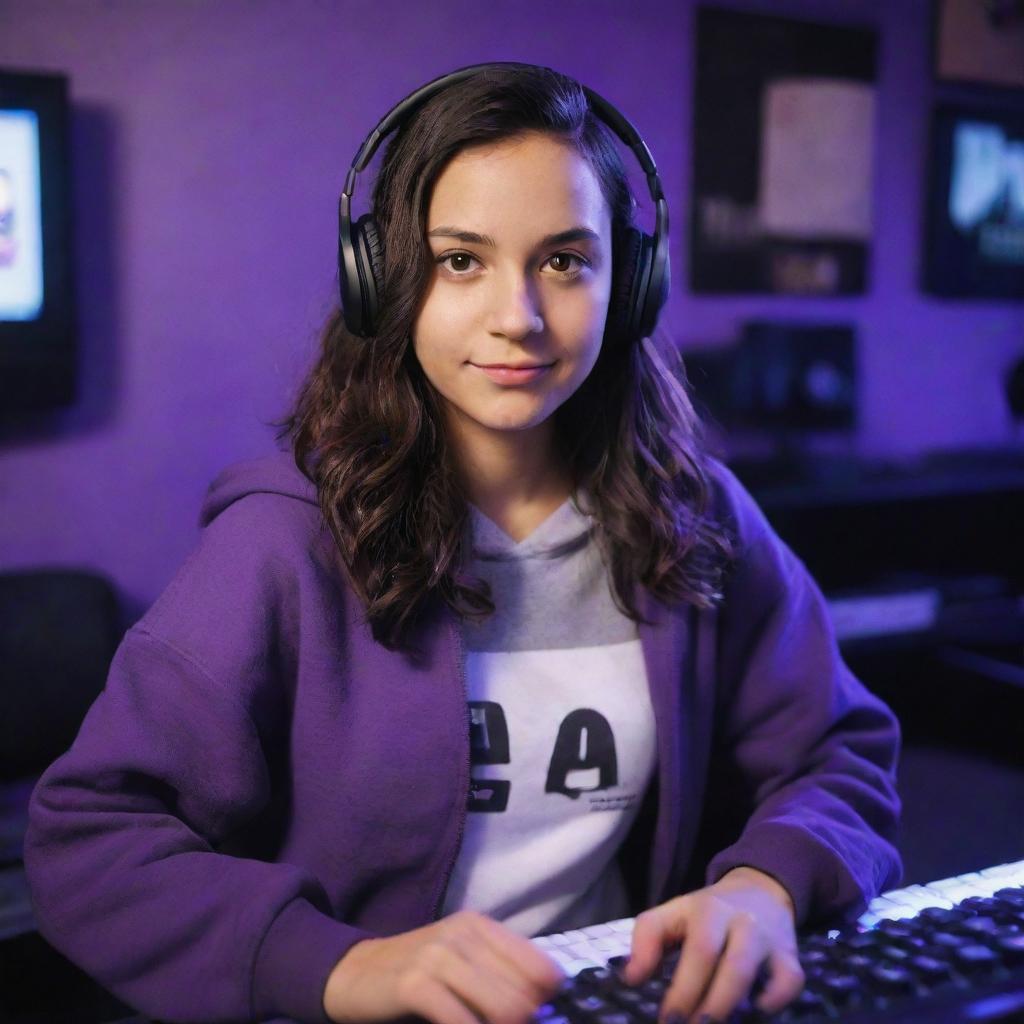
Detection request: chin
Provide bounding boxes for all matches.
[475,409,553,433]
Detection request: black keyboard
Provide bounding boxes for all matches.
[532,859,1024,1023]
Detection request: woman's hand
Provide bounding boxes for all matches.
[621,866,805,1022]
[322,910,564,1024]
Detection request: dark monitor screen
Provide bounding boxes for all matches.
[733,321,857,432]
[683,322,857,436]
[0,69,75,412]
[924,104,1024,300]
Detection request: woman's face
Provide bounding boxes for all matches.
[413,131,613,456]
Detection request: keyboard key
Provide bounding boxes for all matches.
[878,944,911,961]
[575,967,617,988]
[908,955,955,984]
[655,949,681,980]
[870,902,921,921]
[566,941,607,961]
[956,915,1004,937]
[802,963,829,983]
[877,918,920,936]
[961,896,1005,915]
[844,953,875,972]
[589,935,628,953]
[533,1006,564,1021]
[867,963,917,996]
[997,935,1024,965]
[900,884,955,909]
[842,930,886,950]
[926,879,993,903]
[775,988,829,1022]
[918,907,969,926]
[980,862,1024,880]
[888,934,929,954]
[608,988,645,1007]
[640,979,666,999]
[886,888,948,911]
[570,994,610,1013]
[798,949,830,967]
[557,956,604,975]
[954,943,1002,974]
[545,949,578,971]
[819,971,861,1006]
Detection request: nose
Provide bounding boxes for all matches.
[486,269,543,341]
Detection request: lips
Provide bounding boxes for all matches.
[474,363,553,370]
[473,363,554,386]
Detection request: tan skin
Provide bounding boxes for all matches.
[323,132,806,1024]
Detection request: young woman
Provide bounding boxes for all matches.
[23,63,901,1024]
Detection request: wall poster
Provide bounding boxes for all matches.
[690,7,879,296]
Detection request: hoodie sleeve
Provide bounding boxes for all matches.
[22,495,375,1024]
[701,464,903,927]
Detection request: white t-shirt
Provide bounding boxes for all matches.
[440,494,658,938]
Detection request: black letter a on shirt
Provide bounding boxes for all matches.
[545,709,618,799]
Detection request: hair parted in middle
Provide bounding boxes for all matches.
[279,63,735,654]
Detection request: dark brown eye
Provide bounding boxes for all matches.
[437,251,479,275]
[546,253,587,276]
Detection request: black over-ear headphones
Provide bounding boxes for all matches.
[337,61,670,344]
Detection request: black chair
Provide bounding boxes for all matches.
[0,569,136,1024]
[0,569,122,784]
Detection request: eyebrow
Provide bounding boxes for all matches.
[426,225,601,248]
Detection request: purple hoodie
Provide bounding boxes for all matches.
[23,452,902,1024]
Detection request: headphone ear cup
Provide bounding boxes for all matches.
[632,233,657,342]
[352,213,386,337]
[607,226,643,347]
[637,229,668,340]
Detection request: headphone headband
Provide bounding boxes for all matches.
[338,61,669,340]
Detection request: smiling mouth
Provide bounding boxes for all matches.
[471,362,555,385]
[472,362,555,370]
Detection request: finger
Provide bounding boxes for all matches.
[472,915,565,999]
[622,900,690,985]
[397,971,482,1024]
[754,947,805,1014]
[658,909,730,1020]
[437,943,540,1024]
[460,925,564,1007]
[688,913,767,1023]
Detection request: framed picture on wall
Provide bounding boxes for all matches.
[690,7,878,296]
[933,0,1024,90]
[923,103,1024,299]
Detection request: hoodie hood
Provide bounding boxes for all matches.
[199,452,596,563]
[468,494,595,561]
[199,451,317,527]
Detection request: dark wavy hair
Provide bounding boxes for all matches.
[278,64,735,653]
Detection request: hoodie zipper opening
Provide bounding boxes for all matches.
[432,613,470,920]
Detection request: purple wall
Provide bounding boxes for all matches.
[2,0,1022,620]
